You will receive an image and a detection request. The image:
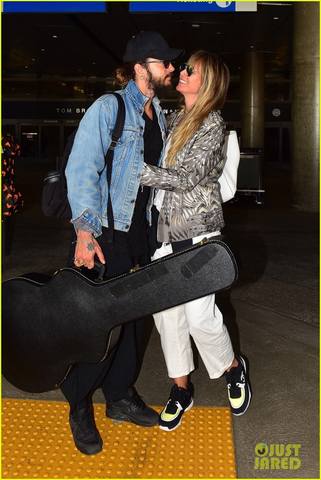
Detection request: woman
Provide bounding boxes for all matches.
[140,50,251,431]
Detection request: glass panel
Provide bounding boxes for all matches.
[282,127,291,164]
[264,128,279,163]
[41,126,60,166]
[20,125,39,159]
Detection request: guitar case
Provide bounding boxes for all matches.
[2,238,238,394]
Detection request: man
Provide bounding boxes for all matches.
[63,31,182,455]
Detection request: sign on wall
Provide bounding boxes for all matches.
[2,1,107,13]
[3,1,257,14]
[129,2,257,13]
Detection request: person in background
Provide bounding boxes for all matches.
[2,133,23,256]
[64,31,183,454]
[140,50,252,431]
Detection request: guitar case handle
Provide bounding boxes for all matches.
[76,261,106,283]
[93,261,106,282]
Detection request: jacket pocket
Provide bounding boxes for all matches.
[108,127,141,201]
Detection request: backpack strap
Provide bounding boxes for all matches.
[104,92,126,243]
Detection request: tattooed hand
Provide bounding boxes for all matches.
[74,229,105,269]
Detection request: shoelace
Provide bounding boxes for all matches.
[165,385,192,414]
[165,399,182,414]
[227,382,244,390]
[226,368,245,397]
[228,382,244,388]
[130,391,147,411]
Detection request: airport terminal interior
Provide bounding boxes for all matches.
[1,1,319,478]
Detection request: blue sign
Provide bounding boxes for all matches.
[130,2,236,13]
[3,2,107,13]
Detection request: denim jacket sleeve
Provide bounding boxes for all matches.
[65,97,113,237]
[140,121,225,193]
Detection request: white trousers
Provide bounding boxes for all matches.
[152,233,235,379]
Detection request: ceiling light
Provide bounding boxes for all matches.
[41,48,45,52]
[52,34,58,39]
[273,16,279,20]
[192,24,200,28]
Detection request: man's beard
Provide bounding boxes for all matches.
[146,67,172,95]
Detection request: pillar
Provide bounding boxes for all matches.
[241,50,264,149]
[291,2,319,211]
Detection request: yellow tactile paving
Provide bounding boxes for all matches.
[2,399,236,478]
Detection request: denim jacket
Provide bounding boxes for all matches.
[65,80,167,237]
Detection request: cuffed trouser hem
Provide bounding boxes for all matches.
[208,353,235,379]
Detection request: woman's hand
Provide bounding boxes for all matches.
[74,230,105,269]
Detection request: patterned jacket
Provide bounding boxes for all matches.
[140,109,226,242]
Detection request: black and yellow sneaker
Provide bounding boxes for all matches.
[225,355,252,416]
[159,384,194,431]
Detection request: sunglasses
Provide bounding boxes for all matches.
[144,60,172,68]
[179,63,195,76]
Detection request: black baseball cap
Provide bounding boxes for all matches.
[123,31,183,63]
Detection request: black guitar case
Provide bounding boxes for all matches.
[2,238,238,394]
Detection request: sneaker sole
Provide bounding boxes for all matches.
[231,355,252,416]
[159,398,194,432]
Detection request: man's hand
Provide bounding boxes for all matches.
[74,230,105,269]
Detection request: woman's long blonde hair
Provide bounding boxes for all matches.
[166,51,230,167]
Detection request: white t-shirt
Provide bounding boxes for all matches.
[153,134,172,211]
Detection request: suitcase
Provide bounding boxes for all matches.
[237,149,265,205]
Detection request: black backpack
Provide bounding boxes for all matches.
[41,93,125,223]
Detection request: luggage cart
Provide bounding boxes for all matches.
[236,148,265,205]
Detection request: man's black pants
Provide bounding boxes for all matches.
[60,228,152,412]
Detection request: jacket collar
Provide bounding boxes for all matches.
[125,79,161,115]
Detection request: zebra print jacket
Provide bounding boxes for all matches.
[140,109,226,242]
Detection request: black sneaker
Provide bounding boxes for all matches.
[225,355,252,416]
[106,387,159,427]
[69,404,103,455]
[159,384,194,431]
